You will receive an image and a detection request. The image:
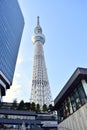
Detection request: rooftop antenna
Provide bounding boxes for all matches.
[37,16,40,25]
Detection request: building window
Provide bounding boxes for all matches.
[70,93,76,112]
[77,83,87,105]
[73,88,81,109]
[63,99,70,118]
[57,82,87,123]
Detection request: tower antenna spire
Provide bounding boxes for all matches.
[37,16,40,25]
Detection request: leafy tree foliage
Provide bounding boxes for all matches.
[36,104,40,112]
[17,100,24,110]
[11,99,18,109]
[24,102,31,110]
[31,102,36,111]
[10,100,54,113]
[48,104,53,111]
[42,104,47,112]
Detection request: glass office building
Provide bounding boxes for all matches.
[0,0,24,100]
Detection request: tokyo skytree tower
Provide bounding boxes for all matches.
[30,16,52,107]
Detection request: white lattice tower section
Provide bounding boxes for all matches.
[30,16,52,107]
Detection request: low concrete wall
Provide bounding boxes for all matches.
[58,103,87,130]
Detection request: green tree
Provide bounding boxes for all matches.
[11,99,17,109]
[36,103,40,112]
[17,100,24,110]
[42,104,47,112]
[24,102,31,110]
[48,104,53,111]
[31,102,36,111]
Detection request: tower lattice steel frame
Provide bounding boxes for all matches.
[30,16,52,107]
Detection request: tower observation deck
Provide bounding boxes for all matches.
[30,16,52,108]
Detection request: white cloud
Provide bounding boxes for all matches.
[3,78,21,102]
[3,71,32,103]
[16,54,24,65]
[15,72,21,78]
[3,50,33,103]
[3,54,24,103]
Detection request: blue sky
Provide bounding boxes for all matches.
[3,0,87,103]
